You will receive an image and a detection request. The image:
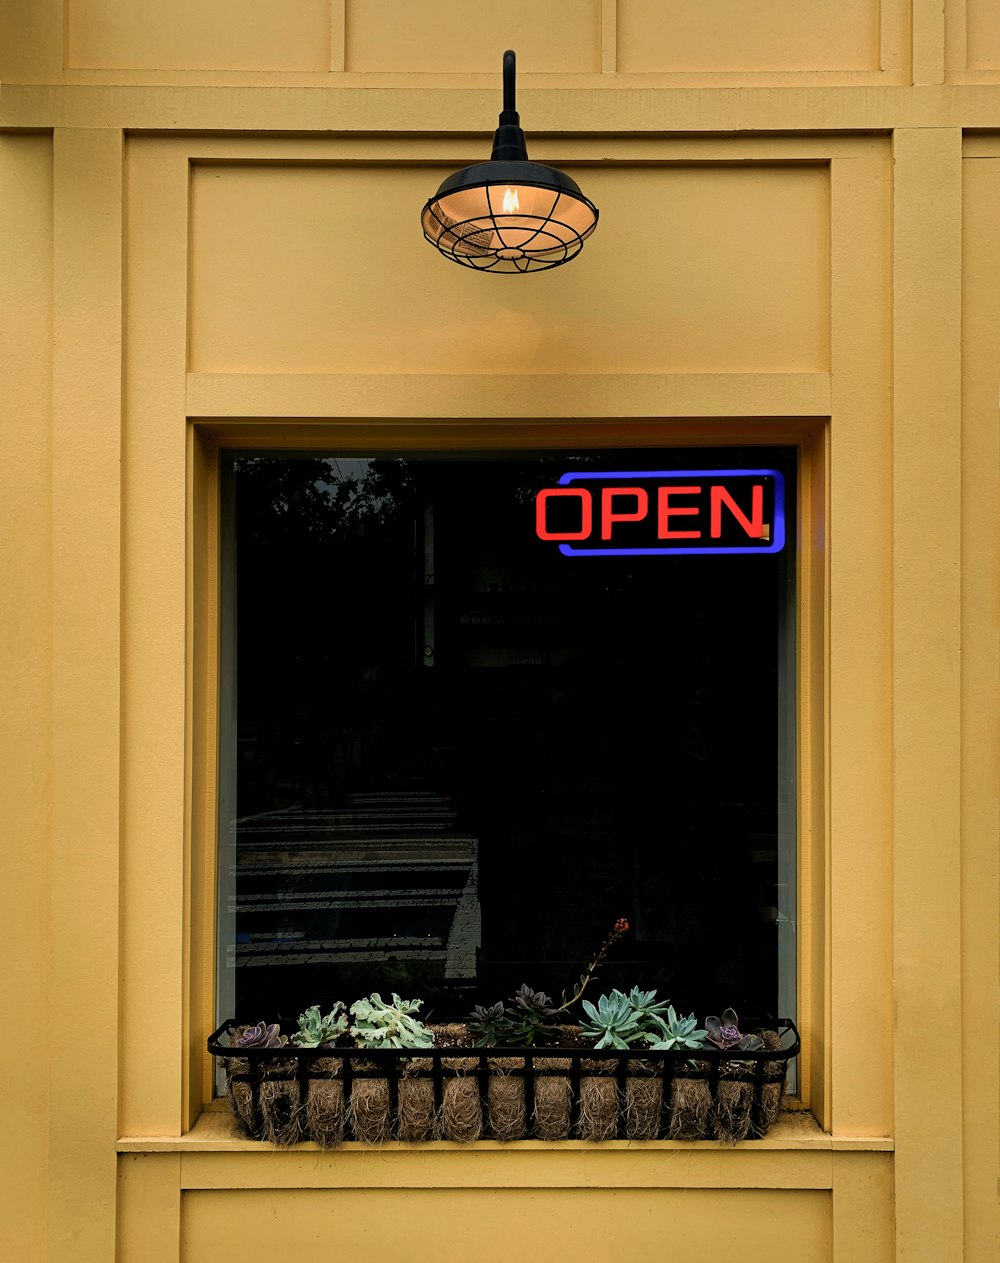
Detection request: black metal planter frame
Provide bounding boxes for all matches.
[208,1018,800,1144]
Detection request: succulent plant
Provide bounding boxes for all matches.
[230,1021,287,1050]
[468,1001,515,1047]
[704,1007,763,1052]
[291,1003,348,1048]
[349,992,435,1050]
[643,1005,709,1051]
[623,986,673,1024]
[580,989,645,1050]
[504,984,562,1046]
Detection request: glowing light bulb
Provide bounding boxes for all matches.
[502,186,520,213]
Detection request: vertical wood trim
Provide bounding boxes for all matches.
[601,0,617,73]
[0,131,54,1263]
[944,0,968,72]
[879,0,910,72]
[890,125,964,1262]
[117,1155,182,1263]
[911,0,947,83]
[120,151,191,1136]
[831,1152,895,1262]
[188,430,222,1119]
[828,151,893,1136]
[329,0,346,72]
[50,124,123,1262]
[796,425,830,1127]
[60,0,70,72]
[957,153,1000,1263]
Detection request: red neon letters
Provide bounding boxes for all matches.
[536,481,765,543]
[535,487,593,541]
[601,487,648,539]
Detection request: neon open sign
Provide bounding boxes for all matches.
[535,469,785,556]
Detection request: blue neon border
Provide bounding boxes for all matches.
[553,468,786,556]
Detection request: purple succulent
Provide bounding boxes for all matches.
[705,1008,763,1052]
[231,1021,287,1049]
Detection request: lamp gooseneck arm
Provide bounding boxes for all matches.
[502,50,516,115]
[491,49,529,162]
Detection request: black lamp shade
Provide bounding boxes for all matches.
[421,52,599,274]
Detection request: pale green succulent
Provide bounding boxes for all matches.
[580,989,645,1050]
[643,1005,710,1051]
[624,986,673,1024]
[291,1002,348,1048]
[349,992,435,1050]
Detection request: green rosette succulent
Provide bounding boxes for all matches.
[643,1005,709,1051]
[624,986,673,1024]
[580,990,645,1050]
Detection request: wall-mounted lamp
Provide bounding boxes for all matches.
[420,50,599,274]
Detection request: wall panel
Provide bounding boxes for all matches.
[345,2,601,73]
[67,0,330,71]
[181,1188,832,1261]
[965,0,1000,68]
[188,162,829,375]
[617,0,879,72]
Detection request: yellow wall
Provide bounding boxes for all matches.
[1,2,997,1261]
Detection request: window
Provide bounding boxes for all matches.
[216,447,797,1033]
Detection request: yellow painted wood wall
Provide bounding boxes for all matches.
[1,3,997,1260]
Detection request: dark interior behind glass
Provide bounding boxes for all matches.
[220,448,795,1027]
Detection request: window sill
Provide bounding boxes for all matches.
[118,1105,892,1153]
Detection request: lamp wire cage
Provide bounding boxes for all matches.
[421,50,599,274]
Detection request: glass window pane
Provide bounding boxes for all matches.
[217,448,796,1034]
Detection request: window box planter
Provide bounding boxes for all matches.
[207,1019,799,1145]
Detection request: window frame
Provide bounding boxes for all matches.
[188,419,828,1127]
[119,133,893,1149]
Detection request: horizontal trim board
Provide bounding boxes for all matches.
[189,419,826,453]
[8,83,1000,131]
[174,1152,837,1192]
[2,70,910,91]
[186,373,832,420]
[119,1107,893,1159]
[149,136,874,162]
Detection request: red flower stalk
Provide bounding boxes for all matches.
[555,917,630,1014]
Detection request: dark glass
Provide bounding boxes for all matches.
[220,449,795,1027]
